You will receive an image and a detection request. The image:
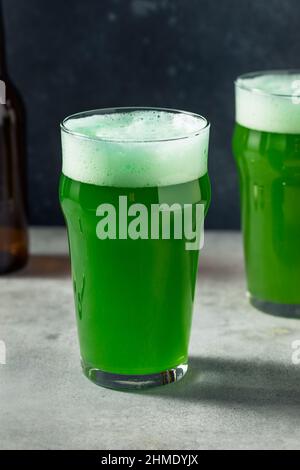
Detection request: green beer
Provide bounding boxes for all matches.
[233,71,300,316]
[60,108,210,389]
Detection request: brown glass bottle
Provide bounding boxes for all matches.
[0,1,28,273]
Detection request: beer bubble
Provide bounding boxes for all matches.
[61,109,209,188]
[236,71,300,134]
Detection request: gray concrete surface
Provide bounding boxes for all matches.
[1,228,300,450]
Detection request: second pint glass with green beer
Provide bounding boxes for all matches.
[60,108,210,389]
[233,71,300,317]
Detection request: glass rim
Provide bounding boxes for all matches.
[60,106,210,144]
[235,69,300,99]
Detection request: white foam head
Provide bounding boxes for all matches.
[235,71,300,134]
[61,108,209,188]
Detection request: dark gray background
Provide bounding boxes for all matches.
[4,0,300,228]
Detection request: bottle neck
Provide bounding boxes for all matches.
[0,1,8,79]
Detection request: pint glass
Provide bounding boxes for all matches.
[60,107,210,389]
[233,71,300,317]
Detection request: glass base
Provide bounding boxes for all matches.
[81,360,188,391]
[249,294,300,319]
